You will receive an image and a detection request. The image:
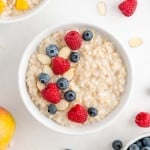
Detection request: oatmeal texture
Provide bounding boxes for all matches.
[26,28,127,127]
[0,0,42,17]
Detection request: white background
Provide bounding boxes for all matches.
[0,0,150,149]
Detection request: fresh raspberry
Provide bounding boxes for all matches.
[68,104,88,123]
[64,31,82,50]
[41,83,61,104]
[118,0,137,17]
[51,57,70,75]
[135,112,150,128]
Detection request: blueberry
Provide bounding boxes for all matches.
[48,104,57,114]
[141,147,150,150]
[129,144,140,150]
[112,140,123,150]
[88,107,98,117]
[46,44,59,57]
[70,52,80,63]
[64,90,76,102]
[38,73,50,84]
[143,138,150,146]
[56,78,69,90]
[135,141,142,149]
[82,30,93,41]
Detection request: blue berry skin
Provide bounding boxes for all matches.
[38,73,50,84]
[129,144,140,150]
[82,30,93,41]
[141,147,150,150]
[112,140,123,150]
[64,90,76,102]
[88,107,98,117]
[135,141,142,149]
[46,44,59,57]
[70,52,80,63]
[143,138,150,146]
[48,104,57,114]
[56,78,69,90]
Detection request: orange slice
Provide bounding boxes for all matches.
[15,0,29,10]
[0,0,5,14]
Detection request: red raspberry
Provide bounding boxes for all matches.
[118,0,137,17]
[68,104,88,123]
[135,112,150,128]
[64,31,82,50]
[41,83,61,104]
[51,57,70,75]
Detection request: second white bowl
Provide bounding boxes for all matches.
[0,0,49,24]
[123,133,150,150]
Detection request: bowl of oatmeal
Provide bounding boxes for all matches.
[0,0,49,23]
[18,23,132,135]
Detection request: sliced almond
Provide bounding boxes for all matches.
[37,81,45,91]
[58,47,71,59]
[97,1,106,16]
[37,54,51,65]
[56,100,69,110]
[63,68,75,81]
[7,0,16,5]
[43,65,54,76]
[129,38,143,48]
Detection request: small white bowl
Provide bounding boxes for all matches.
[123,133,150,150]
[0,0,49,24]
[18,23,133,135]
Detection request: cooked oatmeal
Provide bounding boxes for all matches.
[0,0,42,17]
[26,28,127,126]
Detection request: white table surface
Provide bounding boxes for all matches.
[0,0,150,149]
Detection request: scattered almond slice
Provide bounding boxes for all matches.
[129,37,143,48]
[7,0,15,5]
[37,81,45,91]
[58,47,71,59]
[15,0,29,10]
[0,0,5,14]
[97,1,106,16]
[43,65,54,76]
[37,54,51,65]
[63,68,75,81]
[56,100,69,111]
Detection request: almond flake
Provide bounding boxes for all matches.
[63,68,75,81]
[56,100,69,110]
[43,65,54,76]
[58,47,71,59]
[129,38,143,48]
[37,54,51,65]
[37,81,45,91]
[97,1,106,16]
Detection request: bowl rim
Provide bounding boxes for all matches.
[0,0,49,24]
[123,133,150,150]
[18,22,133,135]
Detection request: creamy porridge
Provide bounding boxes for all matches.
[0,0,42,17]
[26,27,127,126]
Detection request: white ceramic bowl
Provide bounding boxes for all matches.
[0,0,49,24]
[18,23,133,135]
[123,133,150,150]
